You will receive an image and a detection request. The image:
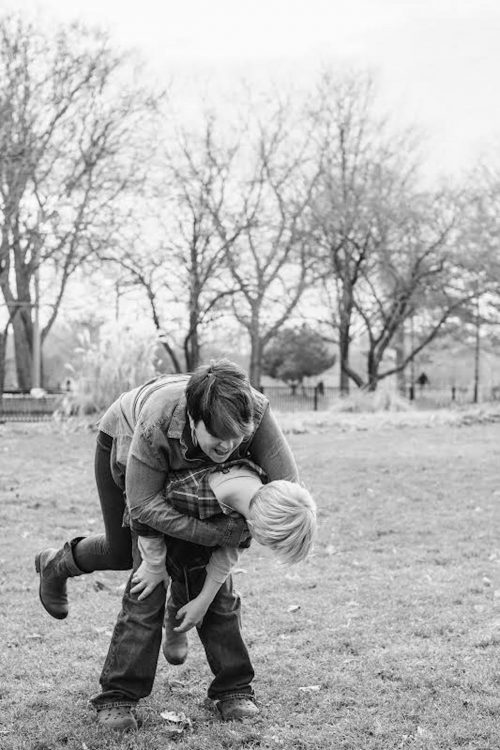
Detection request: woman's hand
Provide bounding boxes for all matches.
[173,596,210,633]
[130,561,169,601]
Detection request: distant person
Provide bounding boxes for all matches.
[416,372,430,392]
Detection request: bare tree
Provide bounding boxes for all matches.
[0,15,159,391]
[352,190,469,390]
[309,69,421,394]
[442,164,500,400]
[99,111,246,372]
[214,96,320,388]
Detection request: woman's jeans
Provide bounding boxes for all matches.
[90,534,254,708]
[72,432,132,573]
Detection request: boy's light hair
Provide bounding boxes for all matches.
[248,480,317,564]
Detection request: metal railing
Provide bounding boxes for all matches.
[260,385,338,412]
[1,383,499,422]
[0,393,64,422]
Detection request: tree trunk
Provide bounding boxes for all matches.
[366,349,379,392]
[394,324,406,396]
[473,296,480,404]
[0,330,6,396]
[12,310,33,391]
[185,302,200,372]
[159,340,183,373]
[248,335,262,390]
[338,317,351,395]
[338,278,354,395]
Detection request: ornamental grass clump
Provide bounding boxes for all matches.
[60,324,160,416]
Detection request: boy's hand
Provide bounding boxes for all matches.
[173,597,210,633]
[130,561,169,600]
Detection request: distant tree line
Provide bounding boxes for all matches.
[1,14,499,397]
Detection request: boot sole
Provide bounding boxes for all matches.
[34,553,68,620]
[162,644,188,665]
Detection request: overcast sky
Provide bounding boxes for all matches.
[4,0,500,179]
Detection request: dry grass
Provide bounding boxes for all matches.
[1,414,500,749]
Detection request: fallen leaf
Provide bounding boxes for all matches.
[298,685,320,692]
[160,709,192,737]
[168,679,186,689]
[287,604,300,613]
[161,710,186,722]
[93,580,111,592]
[92,625,113,636]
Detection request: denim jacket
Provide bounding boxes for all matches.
[98,374,298,544]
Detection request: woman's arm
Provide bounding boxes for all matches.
[126,455,247,547]
[249,406,300,482]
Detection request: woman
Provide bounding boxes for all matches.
[35,359,300,728]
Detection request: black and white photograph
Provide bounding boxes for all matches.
[1,1,500,748]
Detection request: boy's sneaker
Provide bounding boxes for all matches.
[96,705,138,731]
[217,697,259,721]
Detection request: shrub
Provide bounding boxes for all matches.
[59,324,161,416]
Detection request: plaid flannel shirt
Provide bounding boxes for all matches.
[164,457,267,520]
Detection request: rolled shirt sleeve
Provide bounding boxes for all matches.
[205,546,242,584]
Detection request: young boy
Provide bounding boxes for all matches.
[130,458,316,688]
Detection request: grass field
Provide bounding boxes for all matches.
[1,411,500,750]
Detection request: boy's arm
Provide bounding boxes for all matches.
[173,546,242,633]
[130,535,169,600]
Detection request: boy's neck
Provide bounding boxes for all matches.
[227,494,252,519]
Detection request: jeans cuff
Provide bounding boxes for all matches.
[215,691,256,704]
[89,699,137,712]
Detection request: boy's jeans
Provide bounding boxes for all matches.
[90,534,254,709]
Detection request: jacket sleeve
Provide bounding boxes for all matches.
[248,406,299,482]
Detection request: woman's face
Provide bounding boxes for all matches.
[193,420,244,463]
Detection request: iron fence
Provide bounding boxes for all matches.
[0,393,63,422]
[260,385,338,412]
[1,383,499,422]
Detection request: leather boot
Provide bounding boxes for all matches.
[35,537,85,619]
[162,603,188,665]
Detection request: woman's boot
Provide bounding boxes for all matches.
[35,537,85,619]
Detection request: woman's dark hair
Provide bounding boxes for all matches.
[186,359,254,439]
